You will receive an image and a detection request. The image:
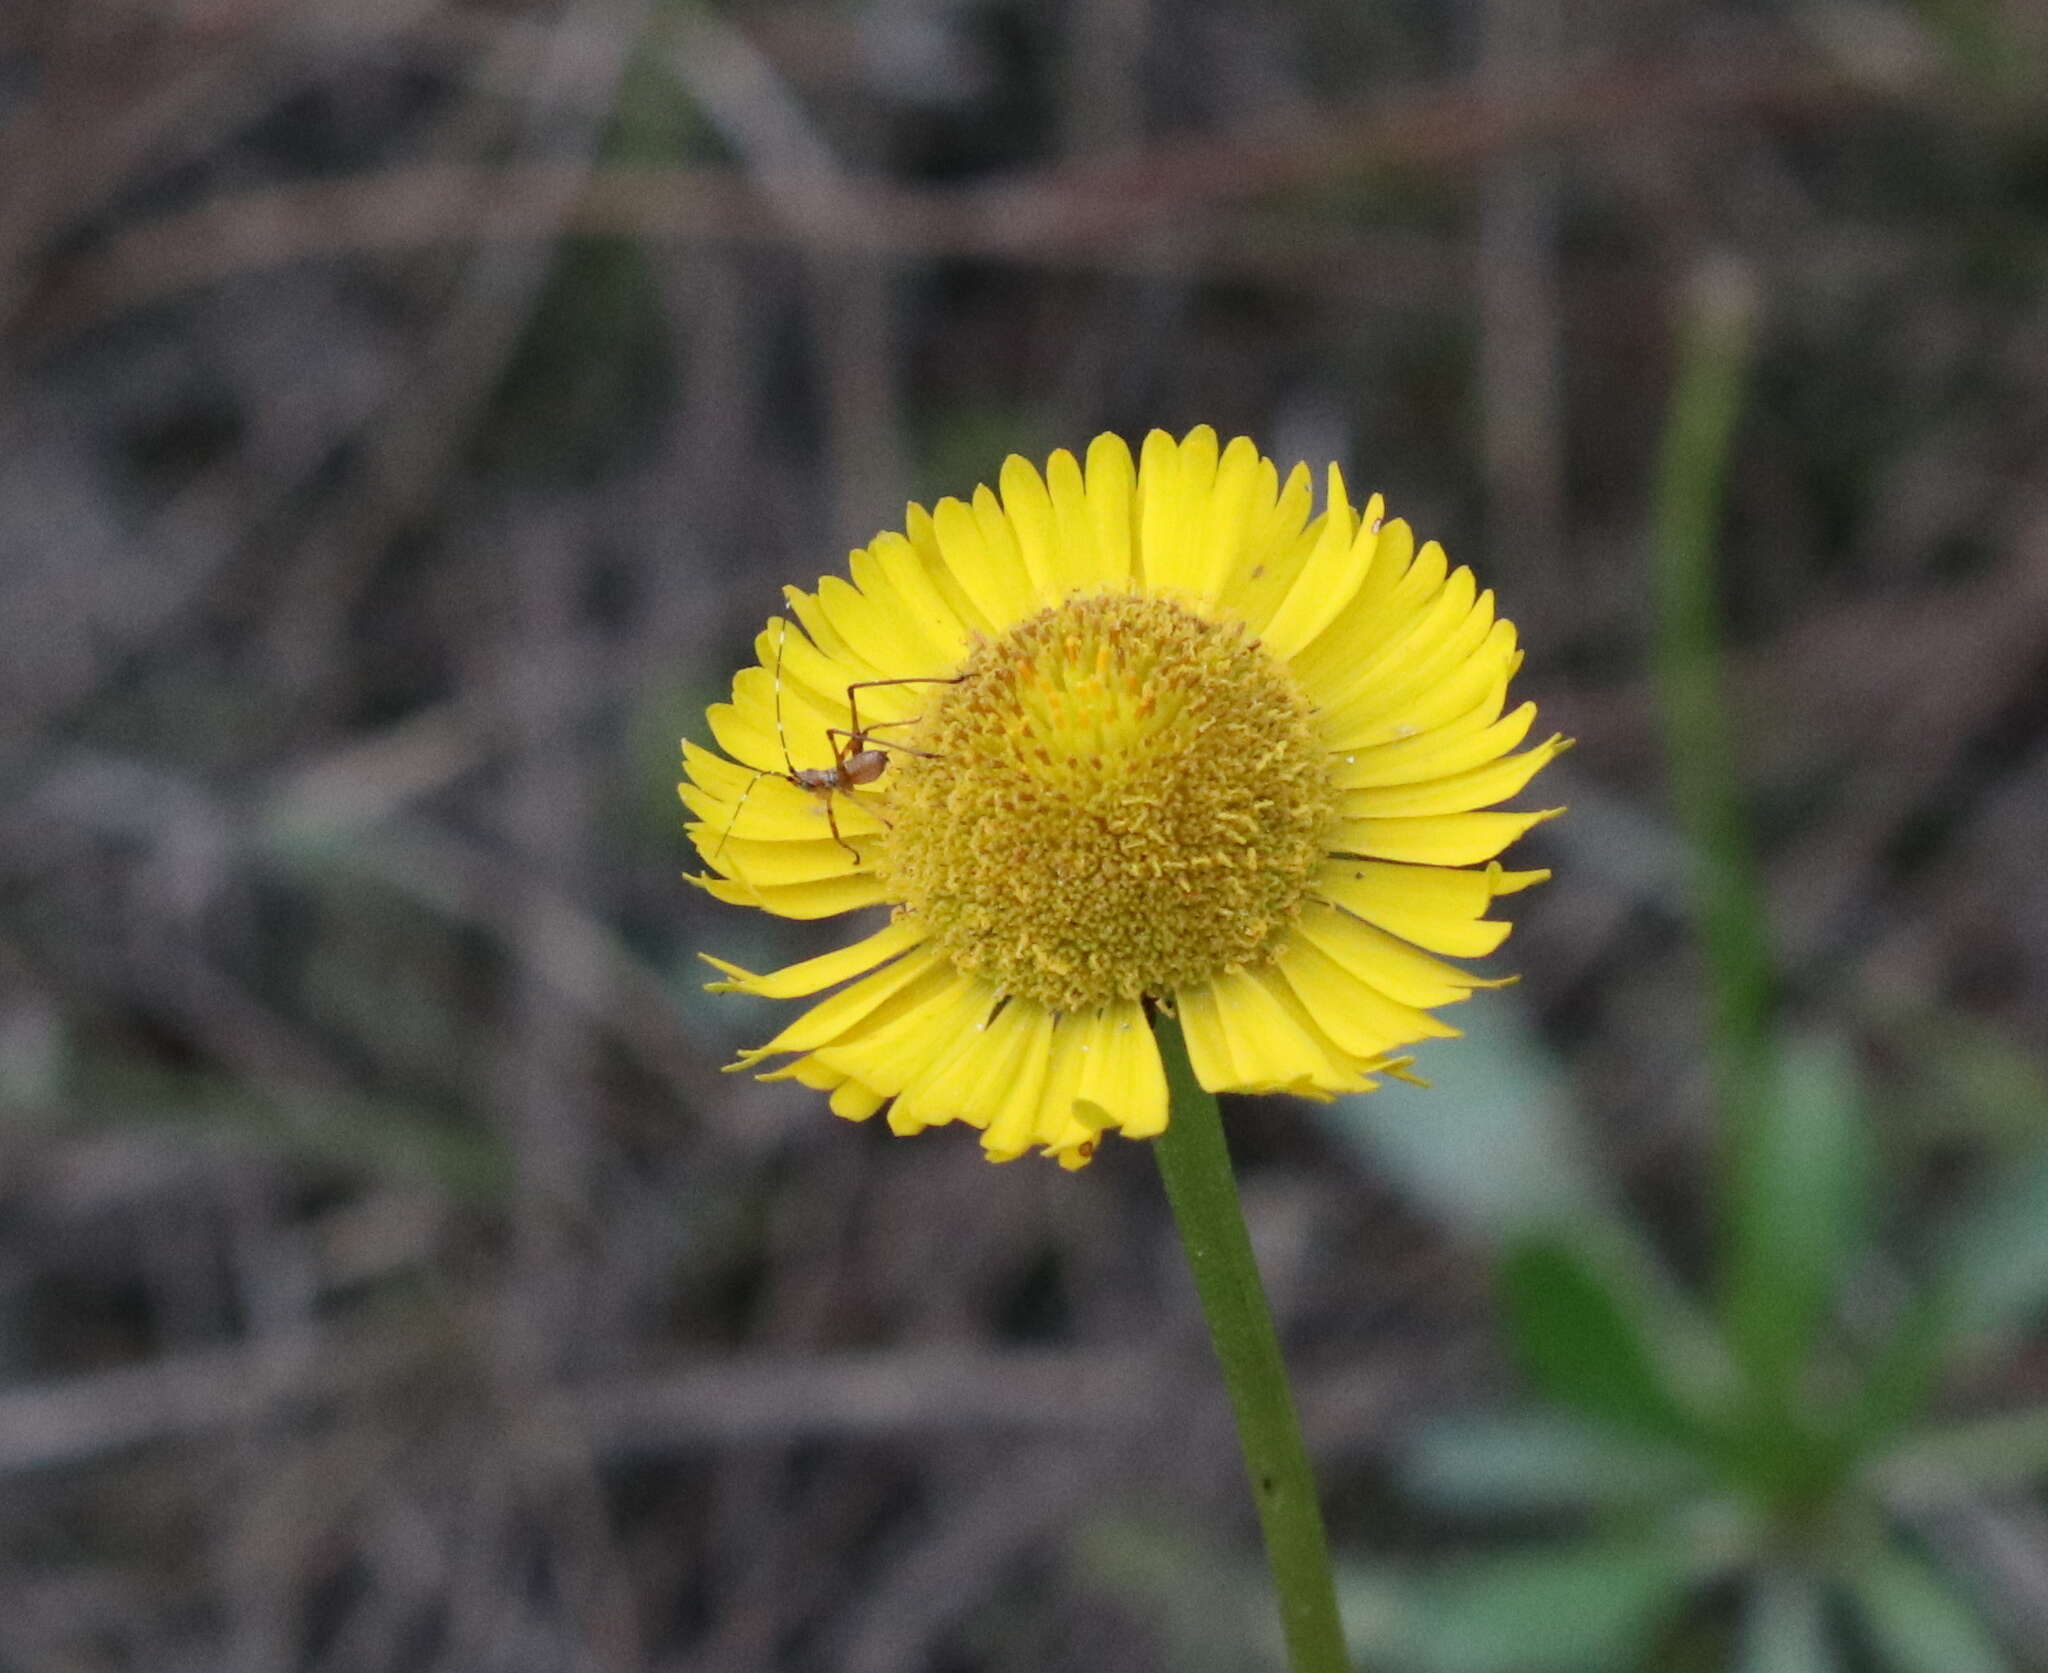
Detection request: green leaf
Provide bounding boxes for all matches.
[1416,1541,1694,1673]
[1875,1405,2048,1506]
[1931,1152,2048,1362]
[1321,999,1730,1391]
[1842,1542,2012,1673]
[1500,1239,1704,1442]
[1726,1036,1872,1401]
[1739,1574,1841,1673]
[1841,1292,1948,1452]
[1403,1410,1705,1515]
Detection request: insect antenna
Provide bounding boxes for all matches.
[706,618,801,868]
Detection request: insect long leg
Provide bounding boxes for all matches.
[843,674,969,758]
[825,722,946,764]
[819,787,857,861]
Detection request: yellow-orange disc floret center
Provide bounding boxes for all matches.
[880,592,1339,1014]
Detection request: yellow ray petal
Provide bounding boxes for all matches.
[1241,456,1298,560]
[1314,567,1480,720]
[681,737,766,803]
[1083,433,1136,586]
[1291,900,1504,1010]
[704,826,876,889]
[1289,520,1434,690]
[1324,619,1522,750]
[1136,426,1220,594]
[1342,735,1570,819]
[1186,966,1371,1094]
[704,697,784,779]
[1029,1014,1097,1153]
[681,786,822,860]
[1270,933,1460,1058]
[1246,962,1401,1089]
[1188,434,1265,606]
[970,482,1038,610]
[729,945,947,1067]
[999,454,1066,602]
[818,972,1001,1109]
[779,584,882,683]
[807,575,939,702]
[1074,1000,1165,1139]
[820,566,958,695]
[897,994,1041,1136]
[693,867,889,919]
[1329,592,1501,740]
[1331,806,1561,867]
[700,916,926,998]
[982,1002,1060,1160]
[682,758,883,837]
[1175,983,1241,1087]
[746,614,868,724]
[1328,697,1533,789]
[861,531,975,668]
[905,501,999,637]
[830,1079,888,1121]
[1041,447,1103,594]
[766,1055,843,1091]
[1312,857,1535,958]
[718,635,868,775]
[933,493,1037,630]
[1217,460,1320,629]
[1260,465,1372,658]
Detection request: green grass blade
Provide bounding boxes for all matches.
[1842,1541,2013,1673]
[1739,1573,1841,1673]
[1498,1238,1706,1443]
[1726,1036,1873,1403]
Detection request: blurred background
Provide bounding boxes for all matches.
[5,1,2048,1669]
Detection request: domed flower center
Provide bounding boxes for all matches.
[880,592,1339,1014]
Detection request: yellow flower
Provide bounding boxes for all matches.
[682,428,1564,1168]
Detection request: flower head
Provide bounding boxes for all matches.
[682,429,1564,1167]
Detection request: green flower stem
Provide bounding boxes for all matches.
[1646,259,1775,1359]
[1151,1011,1352,1673]
[1647,257,1770,1136]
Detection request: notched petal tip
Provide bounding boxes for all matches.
[697,950,760,993]
[829,1080,887,1121]
[688,871,768,909]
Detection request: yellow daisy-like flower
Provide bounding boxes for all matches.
[682,428,1564,1169]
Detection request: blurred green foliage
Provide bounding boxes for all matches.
[1311,266,2048,1672]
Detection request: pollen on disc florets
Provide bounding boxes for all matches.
[880,591,1340,1014]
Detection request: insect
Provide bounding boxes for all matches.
[711,619,964,866]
